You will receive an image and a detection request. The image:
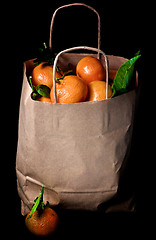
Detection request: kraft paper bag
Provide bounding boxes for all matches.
[16,53,137,215]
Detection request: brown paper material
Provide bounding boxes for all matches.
[16,54,137,215]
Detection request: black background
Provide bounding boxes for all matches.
[2,0,152,238]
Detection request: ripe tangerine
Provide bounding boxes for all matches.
[76,56,105,84]
[38,96,52,103]
[108,69,118,86]
[87,81,112,101]
[50,75,88,103]
[25,207,59,236]
[31,62,62,89]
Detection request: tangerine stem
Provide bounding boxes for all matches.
[28,186,44,219]
[56,70,73,82]
[43,42,47,49]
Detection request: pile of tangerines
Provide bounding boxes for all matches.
[31,55,116,103]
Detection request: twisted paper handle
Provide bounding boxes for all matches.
[49,3,101,57]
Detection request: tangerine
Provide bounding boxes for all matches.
[25,207,59,236]
[31,62,62,89]
[87,81,112,101]
[50,75,88,103]
[108,69,118,86]
[76,56,105,84]
[38,96,52,103]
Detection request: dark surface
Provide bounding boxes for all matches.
[2,0,152,238]
[13,210,138,239]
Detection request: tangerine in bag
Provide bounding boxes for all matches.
[50,75,88,103]
[76,56,106,84]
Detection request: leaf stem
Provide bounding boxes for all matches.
[28,186,44,219]
[56,69,73,82]
[43,42,47,49]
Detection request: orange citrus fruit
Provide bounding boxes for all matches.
[87,81,112,101]
[109,69,117,81]
[31,62,62,89]
[50,75,88,103]
[38,96,52,103]
[108,69,118,86]
[25,207,59,236]
[76,56,105,84]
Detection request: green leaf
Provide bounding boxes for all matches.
[28,186,44,219]
[35,85,51,98]
[33,42,55,66]
[134,50,141,56]
[111,52,141,97]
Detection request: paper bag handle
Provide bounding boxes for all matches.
[49,3,101,57]
[52,46,108,103]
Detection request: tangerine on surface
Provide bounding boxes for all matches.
[76,56,105,84]
[31,62,62,89]
[87,81,112,101]
[50,75,88,103]
[25,207,59,236]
